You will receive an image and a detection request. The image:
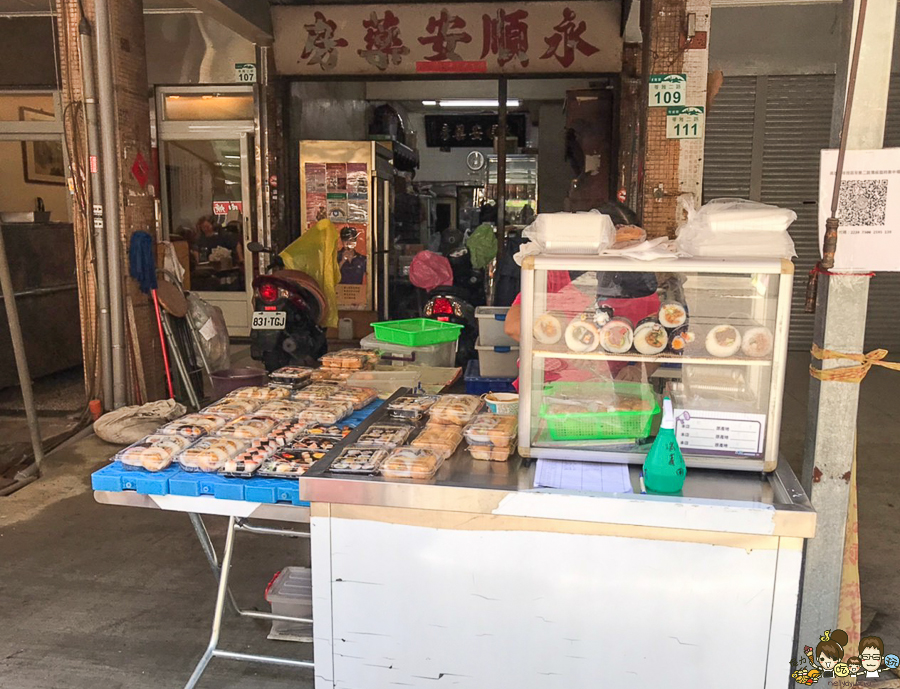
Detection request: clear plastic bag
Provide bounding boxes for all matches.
[409,251,453,291]
[675,198,797,258]
[187,293,230,373]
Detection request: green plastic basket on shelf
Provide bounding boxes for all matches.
[538,381,660,441]
[370,318,464,347]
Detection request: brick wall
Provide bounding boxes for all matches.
[640,0,710,238]
[55,0,165,405]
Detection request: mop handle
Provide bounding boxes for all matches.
[152,289,175,398]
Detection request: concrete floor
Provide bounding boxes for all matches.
[0,352,897,688]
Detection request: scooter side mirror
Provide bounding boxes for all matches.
[247,241,271,253]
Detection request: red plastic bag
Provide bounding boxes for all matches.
[409,251,453,291]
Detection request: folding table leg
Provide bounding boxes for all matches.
[188,513,239,615]
[183,516,238,689]
[182,516,315,689]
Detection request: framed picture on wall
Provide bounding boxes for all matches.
[19,107,65,185]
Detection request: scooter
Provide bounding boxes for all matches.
[421,231,484,365]
[247,242,328,372]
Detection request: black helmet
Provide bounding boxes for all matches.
[340,226,359,242]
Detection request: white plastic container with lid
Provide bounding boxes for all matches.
[360,332,457,367]
[266,566,312,642]
[475,306,515,347]
[475,338,519,378]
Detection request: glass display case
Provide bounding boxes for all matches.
[480,154,538,227]
[517,256,793,472]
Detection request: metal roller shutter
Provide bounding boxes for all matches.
[703,77,757,199]
[705,76,834,350]
[864,74,900,350]
[760,75,835,350]
[706,75,900,350]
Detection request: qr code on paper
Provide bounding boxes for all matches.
[838,179,888,226]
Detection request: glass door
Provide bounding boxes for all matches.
[160,134,255,336]
[156,86,257,337]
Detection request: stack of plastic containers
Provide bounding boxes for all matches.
[464,413,518,461]
[362,318,462,368]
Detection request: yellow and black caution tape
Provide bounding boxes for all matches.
[809,343,900,383]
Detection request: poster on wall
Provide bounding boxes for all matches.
[304,162,328,223]
[300,142,373,310]
[337,222,369,308]
[818,148,900,272]
[273,2,622,76]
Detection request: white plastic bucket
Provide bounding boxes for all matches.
[483,392,519,416]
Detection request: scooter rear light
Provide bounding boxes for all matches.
[432,297,454,316]
[258,282,279,303]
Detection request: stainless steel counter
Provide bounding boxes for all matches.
[300,401,815,538]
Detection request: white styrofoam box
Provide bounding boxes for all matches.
[360,332,457,367]
[475,306,515,347]
[475,338,520,378]
[266,566,313,642]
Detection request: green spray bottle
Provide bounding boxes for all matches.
[643,397,686,493]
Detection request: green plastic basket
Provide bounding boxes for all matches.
[370,318,464,347]
[539,382,660,441]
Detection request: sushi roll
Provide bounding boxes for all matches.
[667,326,697,354]
[533,313,563,345]
[564,317,601,353]
[599,317,634,354]
[592,303,614,327]
[705,325,742,358]
[659,302,688,329]
[633,321,669,355]
[741,326,774,358]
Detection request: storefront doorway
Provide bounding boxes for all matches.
[287,78,617,321]
[156,87,257,336]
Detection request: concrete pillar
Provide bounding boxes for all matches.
[639,0,710,237]
[797,0,897,654]
[56,0,165,403]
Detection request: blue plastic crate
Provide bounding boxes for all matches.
[168,468,235,498]
[464,359,516,395]
[244,478,308,507]
[91,461,179,496]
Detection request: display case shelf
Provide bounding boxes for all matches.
[531,348,774,366]
[518,256,794,472]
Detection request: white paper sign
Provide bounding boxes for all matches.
[819,148,900,272]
